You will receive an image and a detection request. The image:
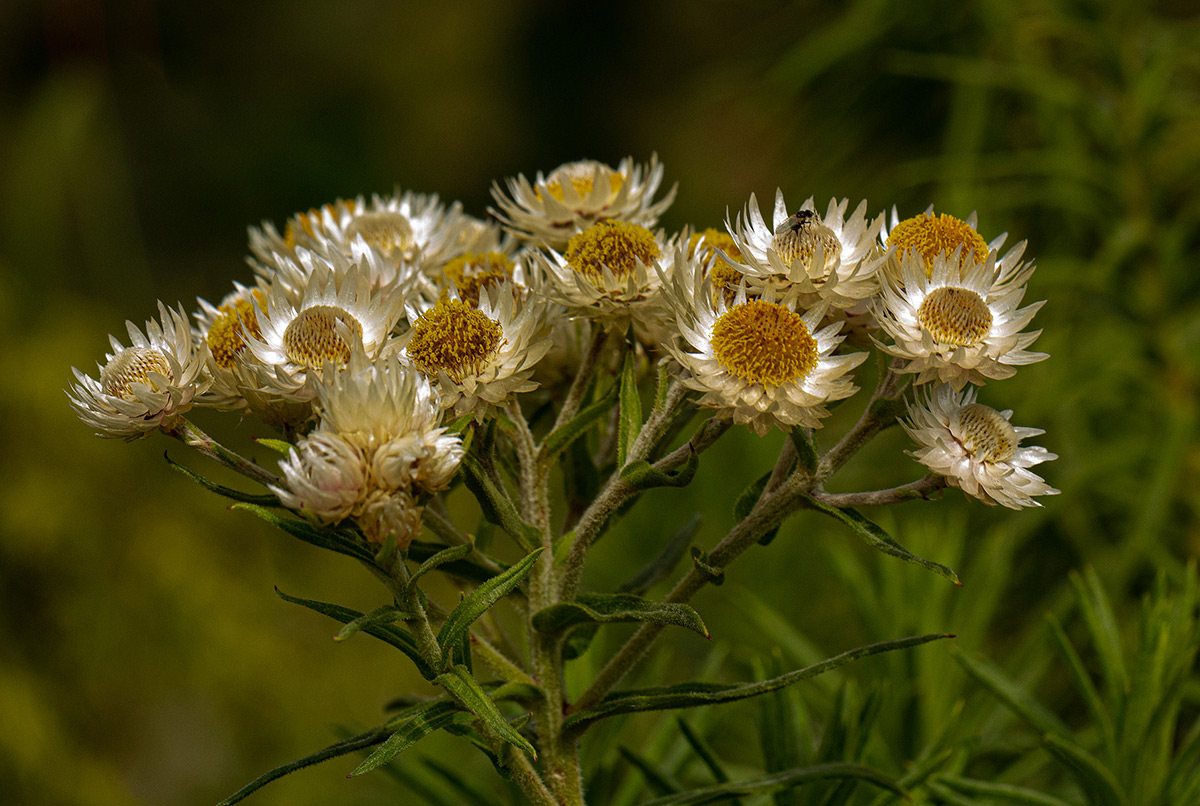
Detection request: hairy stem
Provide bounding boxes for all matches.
[816,358,908,482]
[162,417,280,487]
[553,326,610,432]
[812,475,947,508]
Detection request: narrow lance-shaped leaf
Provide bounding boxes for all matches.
[933,775,1077,806]
[351,700,467,777]
[334,605,413,642]
[436,665,538,759]
[802,495,962,586]
[533,592,709,639]
[676,718,736,788]
[565,634,951,729]
[621,514,701,596]
[407,544,473,594]
[252,437,294,455]
[406,540,499,585]
[460,453,542,550]
[951,646,1071,739]
[620,745,681,796]
[1041,733,1127,806]
[618,351,644,467]
[635,763,907,806]
[621,453,699,490]
[437,547,544,661]
[232,502,376,563]
[275,588,432,678]
[541,383,617,464]
[165,452,281,505]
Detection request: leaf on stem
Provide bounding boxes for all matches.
[540,383,617,465]
[621,514,701,596]
[436,547,544,663]
[802,495,962,586]
[733,472,780,546]
[334,605,413,641]
[252,437,294,455]
[407,544,473,594]
[435,665,538,759]
[532,592,709,639]
[690,546,724,586]
[407,540,498,585]
[618,351,644,467]
[351,700,469,776]
[789,427,819,475]
[165,452,281,505]
[275,588,433,678]
[633,763,907,805]
[460,453,542,550]
[565,634,951,729]
[231,503,376,563]
[621,454,699,490]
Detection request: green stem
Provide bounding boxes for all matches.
[553,325,609,432]
[812,475,946,507]
[816,358,907,482]
[162,417,280,487]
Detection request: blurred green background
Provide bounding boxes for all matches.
[3,0,1199,803]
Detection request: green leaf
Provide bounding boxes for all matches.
[217,720,397,804]
[802,495,962,585]
[334,605,412,642]
[866,396,906,427]
[275,588,433,678]
[165,452,280,505]
[408,544,473,593]
[406,540,498,585]
[753,656,801,806]
[635,763,906,805]
[934,775,1076,806]
[620,745,681,796]
[618,352,644,467]
[734,471,771,522]
[951,646,1070,739]
[351,701,467,776]
[677,718,735,787]
[533,592,709,639]
[621,453,699,490]
[231,503,375,563]
[460,453,541,550]
[1042,733,1127,806]
[690,546,724,586]
[541,383,616,464]
[437,547,545,663]
[1070,568,1128,704]
[789,427,819,475]
[252,437,294,455]
[565,634,951,729]
[435,665,537,759]
[621,515,701,596]
[1046,612,1115,756]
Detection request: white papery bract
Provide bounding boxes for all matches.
[192,281,270,412]
[873,248,1047,390]
[273,430,368,524]
[238,261,405,421]
[663,259,866,436]
[904,384,1059,509]
[402,284,552,420]
[730,191,886,309]
[68,302,209,439]
[491,156,677,250]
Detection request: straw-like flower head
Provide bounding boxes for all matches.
[664,259,866,435]
[904,384,1059,509]
[69,302,209,439]
[881,206,1028,280]
[730,191,885,309]
[873,247,1047,390]
[273,430,368,524]
[491,155,676,249]
[192,281,270,412]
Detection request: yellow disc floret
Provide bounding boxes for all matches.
[100,347,173,400]
[406,297,504,383]
[565,220,661,283]
[343,211,416,258]
[917,286,993,347]
[690,228,746,304]
[283,201,355,249]
[887,213,989,275]
[771,211,843,279]
[538,166,624,203]
[710,300,819,387]
[442,252,514,306]
[956,403,1018,462]
[282,305,364,368]
[206,292,265,369]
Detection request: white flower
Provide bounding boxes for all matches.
[491,155,676,249]
[253,241,417,310]
[401,284,552,420]
[535,219,681,337]
[237,261,405,418]
[273,430,368,524]
[729,191,885,309]
[68,302,209,439]
[664,261,866,436]
[904,384,1059,509]
[192,281,269,412]
[873,248,1047,390]
[357,488,424,548]
[880,207,1027,279]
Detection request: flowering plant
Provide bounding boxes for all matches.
[68,156,1056,805]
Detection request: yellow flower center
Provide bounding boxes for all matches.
[443,252,515,306]
[206,292,265,369]
[710,299,819,387]
[282,305,364,368]
[887,213,989,275]
[406,297,504,383]
[283,201,354,249]
[771,210,842,279]
[916,287,993,346]
[343,211,416,258]
[956,403,1018,462]
[100,347,173,400]
[690,229,747,303]
[565,220,661,282]
[538,165,624,202]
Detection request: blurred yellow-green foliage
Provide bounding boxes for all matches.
[3,0,1200,803]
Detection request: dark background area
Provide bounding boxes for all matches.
[2,1,1198,803]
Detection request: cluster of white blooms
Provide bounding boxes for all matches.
[69,155,1058,521]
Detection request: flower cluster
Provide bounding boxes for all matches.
[69,154,1058,530]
